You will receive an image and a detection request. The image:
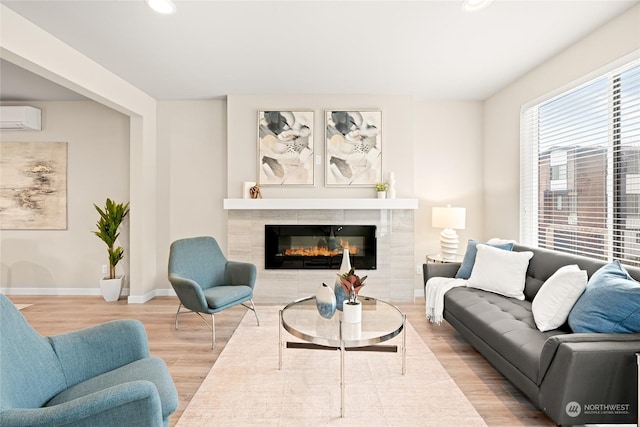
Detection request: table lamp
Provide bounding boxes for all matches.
[432,205,466,261]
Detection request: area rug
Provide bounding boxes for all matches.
[177,306,487,426]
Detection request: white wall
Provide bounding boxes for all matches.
[484,4,640,240]
[0,97,487,298]
[1,5,160,302]
[226,94,484,295]
[155,100,228,289]
[0,101,130,293]
[6,5,635,299]
[412,100,484,290]
[226,94,414,200]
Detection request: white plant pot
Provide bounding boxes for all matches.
[99,276,123,302]
[377,191,386,199]
[343,301,362,323]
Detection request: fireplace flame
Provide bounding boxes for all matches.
[284,243,359,257]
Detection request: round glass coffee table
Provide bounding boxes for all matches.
[279,295,406,417]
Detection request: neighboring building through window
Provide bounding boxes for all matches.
[521,58,640,265]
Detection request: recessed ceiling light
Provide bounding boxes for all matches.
[461,0,494,12]
[146,0,177,15]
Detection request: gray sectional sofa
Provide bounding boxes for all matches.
[423,244,640,426]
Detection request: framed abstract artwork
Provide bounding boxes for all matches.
[325,110,382,186]
[0,141,68,230]
[258,111,314,186]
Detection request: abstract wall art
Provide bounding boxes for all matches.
[0,142,67,230]
[325,110,382,186]
[258,111,314,186]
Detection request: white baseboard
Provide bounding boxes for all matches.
[0,287,129,296]
[127,287,176,304]
[414,288,425,299]
[0,287,177,303]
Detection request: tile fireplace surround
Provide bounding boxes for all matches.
[227,209,415,304]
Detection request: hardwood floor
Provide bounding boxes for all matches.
[8,295,554,426]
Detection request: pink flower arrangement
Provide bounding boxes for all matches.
[338,267,367,304]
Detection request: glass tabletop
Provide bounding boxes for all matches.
[280,295,404,348]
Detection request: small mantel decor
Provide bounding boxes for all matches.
[249,184,262,199]
[387,172,396,198]
[338,267,367,323]
[375,182,388,199]
[94,198,130,302]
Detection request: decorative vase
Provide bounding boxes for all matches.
[242,181,256,199]
[99,276,123,302]
[334,248,351,311]
[315,283,337,319]
[377,191,386,199]
[387,172,396,199]
[343,301,362,323]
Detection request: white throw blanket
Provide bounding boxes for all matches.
[425,277,467,324]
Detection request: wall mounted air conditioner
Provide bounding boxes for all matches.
[0,106,42,131]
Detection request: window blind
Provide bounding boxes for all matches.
[521,58,640,265]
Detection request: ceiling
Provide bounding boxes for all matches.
[1,0,639,102]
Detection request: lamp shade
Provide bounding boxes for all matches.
[146,0,176,14]
[461,0,493,12]
[432,206,466,230]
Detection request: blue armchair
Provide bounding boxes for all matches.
[0,294,178,427]
[168,236,259,349]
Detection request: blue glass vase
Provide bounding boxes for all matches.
[334,282,348,311]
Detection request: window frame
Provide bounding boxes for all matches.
[520,53,640,263]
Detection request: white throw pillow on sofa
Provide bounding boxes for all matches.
[467,244,534,300]
[532,264,587,332]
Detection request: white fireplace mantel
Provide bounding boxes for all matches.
[223,198,418,210]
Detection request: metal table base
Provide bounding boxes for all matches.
[278,297,406,418]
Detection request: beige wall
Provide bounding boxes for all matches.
[155,100,228,289]
[226,94,415,200]
[483,5,640,241]
[3,4,637,299]
[226,95,484,295]
[2,97,481,299]
[412,100,484,290]
[1,5,160,302]
[0,101,130,293]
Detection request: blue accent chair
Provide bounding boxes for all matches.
[168,236,260,349]
[0,294,178,427]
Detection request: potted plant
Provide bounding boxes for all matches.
[375,182,388,199]
[338,267,367,323]
[93,198,130,302]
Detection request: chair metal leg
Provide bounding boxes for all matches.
[175,303,183,330]
[176,304,217,350]
[175,298,258,350]
[211,314,215,349]
[192,311,216,350]
[242,299,260,326]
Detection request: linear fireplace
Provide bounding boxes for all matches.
[265,225,377,270]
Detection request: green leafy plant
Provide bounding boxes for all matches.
[375,182,388,192]
[93,198,130,279]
